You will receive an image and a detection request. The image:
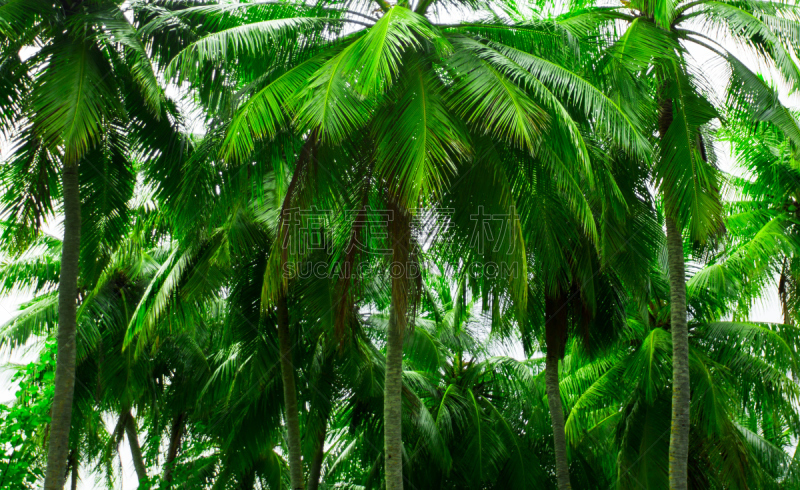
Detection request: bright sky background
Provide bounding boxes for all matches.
[0,1,790,487]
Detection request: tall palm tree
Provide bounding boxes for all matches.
[0,1,164,487]
[564,257,800,489]
[567,0,800,484]
[0,215,185,489]
[116,113,338,487]
[430,111,658,488]
[147,0,648,485]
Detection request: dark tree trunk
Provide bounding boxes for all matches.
[277,294,304,490]
[124,411,148,485]
[307,419,327,490]
[163,412,185,487]
[70,452,78,490]
[780,258,791,325]
[238,468,256,490]
[385,203,411,490]
[545,293,571,490]
[44,164,81,490]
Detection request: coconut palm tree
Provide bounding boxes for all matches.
[427,113,658,487]
[564,257,800,489]
[0,211,201,489]
[0,182,217,484]
[703,118,800,324]
[0,1,165,486]
[143,0,648,484]
[563,0,800,484]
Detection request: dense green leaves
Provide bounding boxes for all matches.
[1,0,800,488]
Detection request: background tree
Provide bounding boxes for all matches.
[566,0,800,485]
[0,1,164,487]
[151,1,645,487]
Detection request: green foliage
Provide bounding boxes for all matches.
[0,342,55,489]
[1,0,800,488]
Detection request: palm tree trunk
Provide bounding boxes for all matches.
[385,203,411,490]
[307,419,327,490]
[44,164,81,490]
[666,215,690,490]
[545,294,571,490]
[70,452,78,490]
[277,293,304,490]
[124,411,148,485]
[780,258,791,325]
[545,353,570,490]
[658,93,691,490]
[384,308,404,490]
[163,412,185,487]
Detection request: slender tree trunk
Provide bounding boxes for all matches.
[277,294,304,490]
[385,309,405,490]
[546,354,570,490]
[70,452,78,490]
[659,92,691,490]
[385,203,410,490]
[44,164,81,490]
[163,412,185,487]
[545,294,571,490]
[780,257,791,325]
[124,411,148,486]
[666,215,690,490]
[307,419,327,490]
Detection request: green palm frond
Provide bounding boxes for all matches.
[91,6,164,114]
[167,17,349,82]
[446,51,548,153]
[656,62,723,241]
[696,1,800,89]
[222,55,329,162]
[0,233,61,296]
[0,0,49,40]
[0,132,59,251]
[0,292,57,352]
[485,41,650,160]
[32,36,123,165]
[344,6,439,96]
[373,64,467,208]
[295,42,373,144]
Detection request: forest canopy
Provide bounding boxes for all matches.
[0,0,799,489]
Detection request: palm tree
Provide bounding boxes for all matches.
[144,0,648,483]
[0,189,215,488]
[0,1,164,487]
[429,108,658,488]
[399,269,549,488]
[115,115,339,487]
[707,119,800,323]
[566,0,800,485]
[564,258,800,488]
